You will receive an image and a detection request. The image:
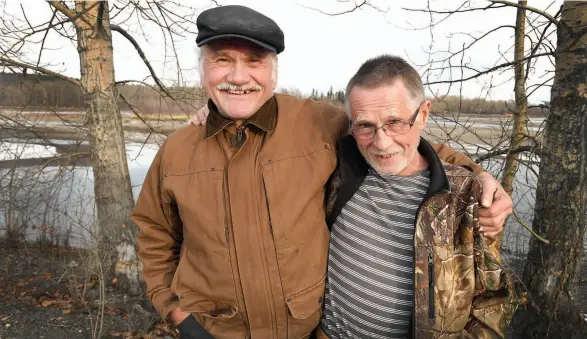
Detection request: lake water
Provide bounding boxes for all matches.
[0,133,541,262]
[0,140,158,247]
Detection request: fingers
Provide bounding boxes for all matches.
[478,172,498,207]
[479,207,511,238]
[185,106,209,127]
[198,105,210,121]
[478,179,513,238]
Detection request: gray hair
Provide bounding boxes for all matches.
[344,55,425,117]
[197,46,278,85]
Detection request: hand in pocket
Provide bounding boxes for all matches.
[177,315,215,339]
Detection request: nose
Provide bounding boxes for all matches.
[372,127,395,150]
[226,61,250,85]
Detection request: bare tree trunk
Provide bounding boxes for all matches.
[511,1,587,337]
[499,1,528,250]
[75,1,140,294]
[502,1,528,196]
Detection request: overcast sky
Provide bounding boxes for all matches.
[5,0,561,103]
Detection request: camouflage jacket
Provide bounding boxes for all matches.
[325,136,517,339]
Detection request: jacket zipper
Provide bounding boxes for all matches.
[222,178,229,245]
[428,252,435,319]
[412,190,448,339]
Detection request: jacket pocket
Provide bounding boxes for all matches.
[285,274,326,339]
[163,170,227,252]
[178,294,247,339]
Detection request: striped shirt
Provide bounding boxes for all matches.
[320,168,431,339]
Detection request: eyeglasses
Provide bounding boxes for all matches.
[349,105,421,140]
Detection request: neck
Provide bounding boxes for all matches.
[397,151,428,176]
[215,109,246,126]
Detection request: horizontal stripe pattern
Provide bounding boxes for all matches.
[321,168,430,339]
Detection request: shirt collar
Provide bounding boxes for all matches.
[205,96,277,138]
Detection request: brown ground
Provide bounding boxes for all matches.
[0,244,179,339]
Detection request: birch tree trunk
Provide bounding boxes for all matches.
[75,1,140,294]
[511,1,587,337]
[499,0,528,250]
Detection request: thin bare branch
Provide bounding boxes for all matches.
[0,56,81,87]
[402,2,504,14]
[47,1,82,28]
[300,0,385,16]
[512,209,550,244]
[488,0,559,26]
[475,145,539,163]
[109,24,172,99]
[36,8,57,68]
[425,52,553,85]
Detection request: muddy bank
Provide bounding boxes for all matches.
[0,244,178,339]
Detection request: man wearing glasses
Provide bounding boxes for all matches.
[317,55,515,339]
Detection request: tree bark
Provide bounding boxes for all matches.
[499,0,528,250]
[511,1,587,337]
[75,1,141,294]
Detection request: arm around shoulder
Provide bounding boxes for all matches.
[316,102,349,147]
[430,141,485,175]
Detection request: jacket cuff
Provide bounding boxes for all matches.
[152,290,179,321]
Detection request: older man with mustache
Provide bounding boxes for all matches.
[132,5,513,339]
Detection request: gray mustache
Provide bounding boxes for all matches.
[216,83,263,91]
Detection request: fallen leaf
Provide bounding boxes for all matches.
[111,277,118,284]
[63,309,73,315]
[41,300,56,307]
[109,331,123,337]
[1,316,10,321]
[56,317,63,321]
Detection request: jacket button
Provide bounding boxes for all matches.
[211,167,215,171]
[286,297,292,302]
[318,296,323,303]
[268,160,273,164]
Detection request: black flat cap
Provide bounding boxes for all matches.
[196,5,284,54]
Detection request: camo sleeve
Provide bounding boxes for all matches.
[465,177,517,338]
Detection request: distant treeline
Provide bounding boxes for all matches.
[430,96,547,116]
[0,72,207,115]
[0,72,546,116]
[0,72,84,108]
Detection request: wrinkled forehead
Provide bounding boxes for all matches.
[202,39,272,58]
[349,84,413,123]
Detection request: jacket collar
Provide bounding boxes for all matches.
[336,135,450,198]
[205,96,277,138]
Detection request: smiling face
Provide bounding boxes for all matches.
[348,81,431,175]
[200,39,277,122]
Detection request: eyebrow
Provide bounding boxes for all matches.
[355,115,369,123]
[214,51,231,58]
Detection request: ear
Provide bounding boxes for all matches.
[420,100,431,125]
[272,56,279,91]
